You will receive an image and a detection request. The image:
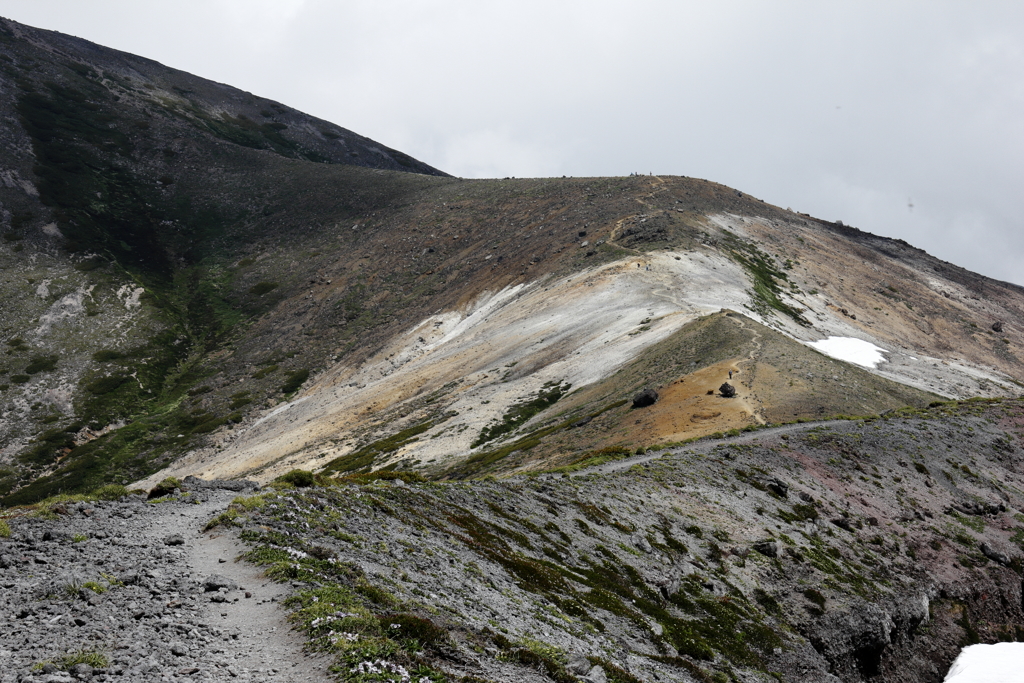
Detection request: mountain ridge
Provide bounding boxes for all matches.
[2,18,1024,683]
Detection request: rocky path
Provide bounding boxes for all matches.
[0,485,333,683]
[580,418,834,477]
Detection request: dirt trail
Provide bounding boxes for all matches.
[730,314,767,424]
[581,418,834,477]
[147,492,334,683]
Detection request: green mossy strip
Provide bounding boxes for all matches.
[721,231,808,326]
[471,381,571,448]
[322,421,436,475]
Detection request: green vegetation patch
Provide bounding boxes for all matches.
[721,232,808,325]
[281,368,310,394]
[25,355,58,374]
[472,381,571,448]
[322,421,436,475]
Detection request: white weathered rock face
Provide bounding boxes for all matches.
[138,213,1023,486]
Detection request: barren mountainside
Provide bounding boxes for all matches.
[2,15,1024,683]
[1,16,1023,505]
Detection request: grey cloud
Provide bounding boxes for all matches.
[4,0,1022,284]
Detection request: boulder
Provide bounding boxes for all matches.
[752,540,778,558]
[719,382,736,398]
[992,321,1004,332]
[202,574,238,592]
[567,654,591,675]
[767,478,789,498]
[632,388,658,408]
[980,543,1010,566]
[831,517,854,532]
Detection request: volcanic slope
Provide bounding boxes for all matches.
[137,197,1024,486]
[78,398,1024,683]
[0,17,1023,503]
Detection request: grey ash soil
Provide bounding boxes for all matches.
[0,481,333,683]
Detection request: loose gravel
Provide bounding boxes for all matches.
[0,483,334,683]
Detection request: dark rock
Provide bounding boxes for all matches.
[719,382,736,398]
[980,543,1010,566]
[949,501,1004,516]
[831,517,854,532]
[631,534,652,553]
[992,321,1004,332]
[203,574,238,592]
[631,388,658,408]
[767,478,789,498]
[752,540,778,558]
[182,475,258,492]
[568,653,591,675]
[69,663,93,678]
[798,491,814,503]
[163,534,185,546]
[655,576,680,600]
[572,416,593,428]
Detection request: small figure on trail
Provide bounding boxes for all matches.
[729,370,733,379]
[645,264,650,271]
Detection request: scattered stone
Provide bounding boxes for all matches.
[831,517,854,532]
[719,382,736,398]
[164,534,185,546]
[69,663,93,678]
[992,321,1004,332]
[949,501,1005,516]
[631,388,658,408]
[585,665,607,683]
[980,543,1010,566]
[767,478,789,498]
[567,653,591,675]
[203,575,238,592]
[632,534,653,553]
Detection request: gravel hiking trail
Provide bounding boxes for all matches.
[0,488,334,683]
[157,492,335,683]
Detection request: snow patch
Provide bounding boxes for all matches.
[806,336,888,368]
[944,642,1024,682]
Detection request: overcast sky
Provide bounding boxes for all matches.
[4,1,1022,285]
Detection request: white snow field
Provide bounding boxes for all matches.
[806,336,889,368]
[943,642,1024,682]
